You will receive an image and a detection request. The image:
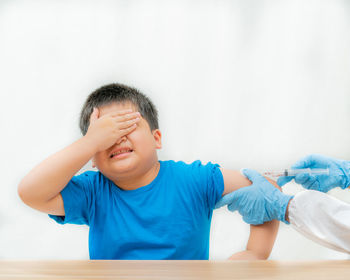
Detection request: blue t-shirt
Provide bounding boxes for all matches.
[49,160,224,260]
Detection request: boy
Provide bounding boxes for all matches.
[18,83,279,260]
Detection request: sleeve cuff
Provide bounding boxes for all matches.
[341,161,350,189]
[279,194,294,224]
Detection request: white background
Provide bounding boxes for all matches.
[0,0,349,260]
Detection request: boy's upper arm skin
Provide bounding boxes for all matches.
[46,194,65,216]
[30,194,65,216]
[219,168,252,196]
[219,167,281,196]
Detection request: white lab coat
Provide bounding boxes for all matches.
[289,190,350,253]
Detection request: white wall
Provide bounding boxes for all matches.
[0,0,349,260]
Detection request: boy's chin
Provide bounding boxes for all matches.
[109,159,137,173]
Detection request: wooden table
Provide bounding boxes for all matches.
[0,260,349,279]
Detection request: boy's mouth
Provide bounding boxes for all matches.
[110,149,134,159]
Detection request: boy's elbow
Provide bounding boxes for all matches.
[248,250,270,260]
[256,252,270,260]
[247,248,271,260]
[17,179,36,206]
[18,180,29,204]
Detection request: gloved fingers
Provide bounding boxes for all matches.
[298,175,317,190]
[277,176,293,187]
[227,195,240,212]
[214,192,236,209]
[294,173,310,185]
[227,202,239,212]
[323,177,342,190]
[291,155,312,169]
[292,154,327,169]
[309,154,333,167]
[304,177,320,191]
[241,168,265,183]
[329,165,345,177]
[242,214,264,225]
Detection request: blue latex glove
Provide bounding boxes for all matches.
[215,169,293,225]
[277,154,350,192]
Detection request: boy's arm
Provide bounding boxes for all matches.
[219,168,280,260]
[17,137,98,215]
[17,108,140,215]
[228,222,279,260]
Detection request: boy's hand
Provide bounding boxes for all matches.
[85,108,141,152]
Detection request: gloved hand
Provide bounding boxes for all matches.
[215,169,293,225]
[277,154,350,192]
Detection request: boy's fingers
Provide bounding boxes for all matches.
[118,124,138,137]
[110,109,134,117]
[90,108,137,122]
[117,117,141,129]
[113,112,141,122]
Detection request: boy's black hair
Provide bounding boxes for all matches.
[79,83,159,135]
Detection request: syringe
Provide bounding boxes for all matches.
[263,168,329,178]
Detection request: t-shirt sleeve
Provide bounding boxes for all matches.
[48,171,95,225]
[190,160,225,210]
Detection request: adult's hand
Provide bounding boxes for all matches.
[215,169,293,225]
[277,154,350,192]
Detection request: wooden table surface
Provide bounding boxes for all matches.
[0,260,349,280]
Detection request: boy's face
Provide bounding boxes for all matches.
[91,102,162,180]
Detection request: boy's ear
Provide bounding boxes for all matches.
[153,129,162,149]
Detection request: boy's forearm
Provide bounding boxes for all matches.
[247,221,279,259]
[228,220,279,261]
[18,136,97,204]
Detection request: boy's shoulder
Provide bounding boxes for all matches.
[162,159,220,171]
[76,170,100,178]
[74,170,106,186]
[161,159,200,167]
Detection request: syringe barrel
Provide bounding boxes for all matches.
[285,168,329,176]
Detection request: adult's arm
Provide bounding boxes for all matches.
[287,190,350,254]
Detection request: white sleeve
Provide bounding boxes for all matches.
[289,190,350,254]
